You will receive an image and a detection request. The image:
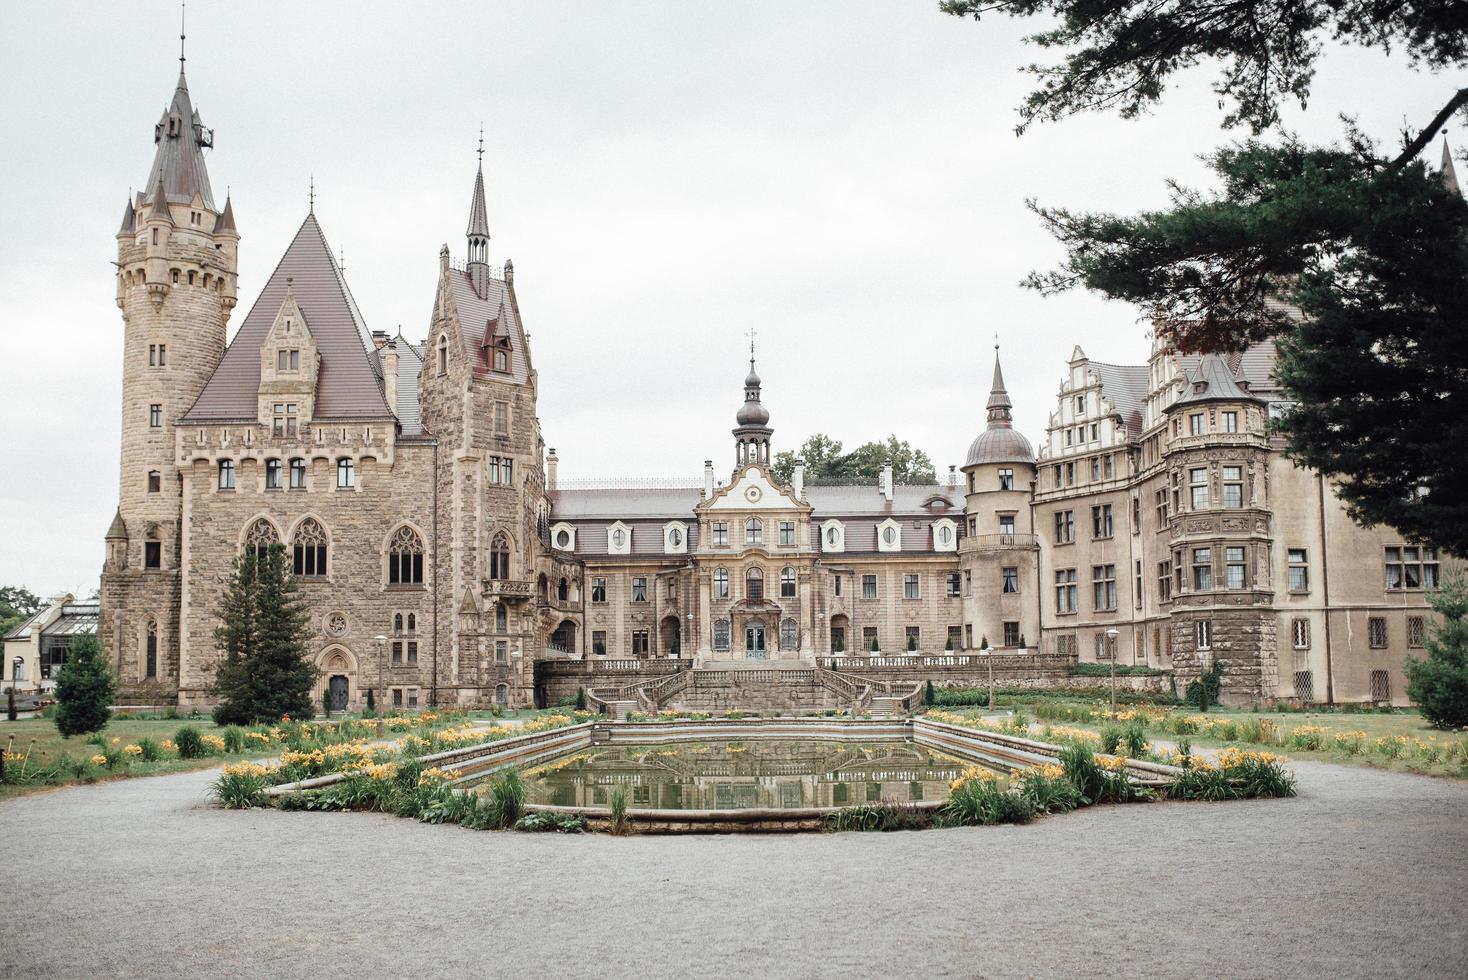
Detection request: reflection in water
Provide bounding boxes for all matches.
[510,739,977,810]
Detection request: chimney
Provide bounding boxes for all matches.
[792,458,805,501]
[371,330,390,350]
[382,343,400,415]
[704,460,716,500]
[546,448,559,492]
[880,463,894,502]
[947,464,958,489]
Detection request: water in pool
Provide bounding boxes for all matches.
[516,739,974,810]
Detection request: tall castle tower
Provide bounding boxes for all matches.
[101,37,237,694]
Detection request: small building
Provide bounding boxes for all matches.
[2,595,99,695]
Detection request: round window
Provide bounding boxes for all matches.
[612,529,625,547]
[555,530,571,548]
[826,527,838,544]
[938,525,952,544]
[883,526,897,544]
[670,528,682,546]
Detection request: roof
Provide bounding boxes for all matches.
[446,267,532,383]
[117,197,136,236]
[3,607,48,642]
[550,483,963,522]
[1090,361,1149,437]
[143,69,215,210]
[467,163,490,239]
[379,334,425,435]
[966,427,1034,466]
[45,604,99,637]
[1169,352,1264,409]
[184,213,394,423]
[1444,139,1460,196]
[213,194,238,236]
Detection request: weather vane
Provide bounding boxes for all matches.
[179,1,186,69]
[746,327,757,362]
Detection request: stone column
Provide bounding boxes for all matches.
[799,567,815,659]
[696,569,712,661]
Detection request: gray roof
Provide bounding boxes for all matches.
[1444,139,1460,195]
[117,197,136,236]
[378,333,425,435]
[552,488,702,519]
[144,70,215,210]
[550,483,962,522]
[1090,361,1150,437]
[467,164,490,239]
[184,213,393,423]
[447,268,532,383]
[965,427,1034,467]
[213,194,238,236]
[1170,353,1264,409]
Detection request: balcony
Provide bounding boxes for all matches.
[483,578,534,602]
[960,533,1039,552]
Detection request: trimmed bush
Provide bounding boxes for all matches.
[941,777,1036,827]
[174,726,206,759]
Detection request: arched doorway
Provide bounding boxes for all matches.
[315,645,359,712]
[660,615,681,657]
[328,675,349,711]
[745,619,767,660]
[830,615,850,655]
[551,619,577,653]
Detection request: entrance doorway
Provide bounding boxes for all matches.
[328,674,349,711]
[745,623,766,660]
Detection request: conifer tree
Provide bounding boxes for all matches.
[1406,571,1468,729]
[53,633,116,737]
[212,544,317,725]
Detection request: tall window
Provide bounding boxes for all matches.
[149,343,168,367]
[1001,566,1018,594]
[1155,488,1169,525]
[489,456,514,486]
[1157,560,1172,601]
[1091,504,1113,539]
[437,334,447,376]
[1225,547,1246,589]
[1385,546,1439,590]
[144,539,161,570]
[1292,618,1310,650]
[142,620,158,679]
[1222,466,1243,507]
[713,522,729,546]
[1054,510,1075,544]
[946,571,962,598]
[494,349,509,372]
[744,568,763,600]
[998,468,1014,490]
[1055,569,1078,613]
[1407,616,1425,649]
[494,401,510,437]
[592,631,607,656]
[1222,411,1238,433]
[861,574,878,599]
[496,640,509,664]
[1092,564,1117,611]
[149,404,162,428]
[292,518,327,577]
[714,568,729,599]
[713,619,731,652]
[631,631,649,656]
[494,604,507,632]
[778,521,796,546]
[631,577,648,602]
[998,514,1016,536]
[904,574,920,600]
[780,619,798,651]
[1196,620,1212,650]
[289,458,307,489]
[147,470,161,493]
[745,518,762,546]
[387,526,424,585]
[1368,617,1388,648]
[336,458,354,488]
[272,403,298,437]
[276,348,300,371]
[1189,413,1205,435]
[1189,467,1209,508]
[905,626,921,650]
[591,577,606,603]
[217,459,235,490]
[780,567,796,598]
[244,519,279,563]
[265,459,283,490]
[1192,548,1213,590]
[1287,549,1310,592]
[489,533,511,580]
[1003,622,1020,647]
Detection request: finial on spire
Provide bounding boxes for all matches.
[746,327,757,366]
[477,124,485,169]
[308,173,315,214]
[179,1,187,70]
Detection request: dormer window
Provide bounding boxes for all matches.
[491,337,511,373]
[272,403,298,437]
[276,349,300,371]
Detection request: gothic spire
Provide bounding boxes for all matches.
[465,129,492,296]
[1442,138,1460,196]
[986,343,1013,428]
[144,9,215,211]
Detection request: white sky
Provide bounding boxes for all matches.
[0,0,1448,596]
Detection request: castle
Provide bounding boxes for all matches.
[99,55,1448,710]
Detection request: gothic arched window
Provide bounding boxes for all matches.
[437,334,448,376]
[780,566,796,598]
[713,568,729,599]
[145,619,158,679]
[557,577,569,601]
[244,518,279,564]
[393,613,404,634]
[489,533,511,580]
[293,518,328,577]
[387,525,424,585]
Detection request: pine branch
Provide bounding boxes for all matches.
[1391,87,1468,169]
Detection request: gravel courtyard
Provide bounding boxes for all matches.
[1,760,1464,979]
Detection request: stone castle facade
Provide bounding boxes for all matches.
[99,60,1445,709]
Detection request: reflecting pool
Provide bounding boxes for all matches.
[506,739,979,810]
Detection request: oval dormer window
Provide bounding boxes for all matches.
[555,529,571,549]
[612,528,626,548]
[937,525,952,545]
[883,526,898,545]
[669,528,683,547]
[826,526,839,544]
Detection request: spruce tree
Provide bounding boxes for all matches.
[53,633,116,737]
[212,544,317,725]
[1406,572,1468,729]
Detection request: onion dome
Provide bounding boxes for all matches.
[736,358,769,426]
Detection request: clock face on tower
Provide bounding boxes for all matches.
[745,486,762,503]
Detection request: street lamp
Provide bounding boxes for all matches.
[1105,628,1121,719]
[8,657,22,721]
[981,636,993,711]
[373,634,388,720]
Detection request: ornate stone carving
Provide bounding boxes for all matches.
[324,611,348,638]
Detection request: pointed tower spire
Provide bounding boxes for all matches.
[466,129,492,297]
[147,173,173,224]
[117,195,137,236]
[1442,138,1460,196]
[213,190,237,236]
[986,341,1013,428]
[733,329,772,467]
[144,7,215,211]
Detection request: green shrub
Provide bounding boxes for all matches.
[1185,661,1225,712]
[137,737,162,762]
[1100,724,1123,754]
[1058,743,1147,804]
[53,634,116,737]
[941,778,1035,827]
[222,727,245,754]
[1122,723,1148,758]
[1405,571,1468,729]
[515,812,587,833]
[1017,768,1083,813]
[486,770,526,830]
[1069,662,1165,677]
[174,726,206,759]
[823,802,931,832]
[609,787,629,835]
[214,765,272,808]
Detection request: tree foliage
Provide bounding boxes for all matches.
[941,0,1468,552]
[0,585,43,655]
[211,544,318,726]
[54,633,116,737]
[773,434,938,485]
[1405,571,1468,729]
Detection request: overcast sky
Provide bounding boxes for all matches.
[0,0,1447,596]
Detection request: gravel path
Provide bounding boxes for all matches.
[1,761,1464,979]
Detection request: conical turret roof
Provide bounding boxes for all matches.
[143,66,215,210]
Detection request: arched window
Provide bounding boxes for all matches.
[745,518,762,546]
[713,619,731,652]
[393,613,404,634]
[557,577,569,601]
[493,349,509,372]
[489,533,511,580]
[147,470,161,493]
[780,566,796,598]
[145,619,158,679]
[780,618,797,651]
[437,334,448,376]
[745,566,764,600]
[289,458,307,489]
[293,518,327,577]
[406,612,416,632]
[495,684,509,707]
[244,518,279,563]
[336,458,354,489]
[494,604,507,633]
[387,526,424,585]
[713,568,729,599]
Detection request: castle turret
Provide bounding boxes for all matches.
[466,134,492,297]
[732,343,772,468]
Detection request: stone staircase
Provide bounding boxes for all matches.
[585,664,925,717]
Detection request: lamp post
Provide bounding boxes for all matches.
[7,657,21,721]
[982,637,993,711]
[373,634,388,728]
[1105,628,1121,719]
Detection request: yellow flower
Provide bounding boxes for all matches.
[123,744,143,756]
[90,754,108,765]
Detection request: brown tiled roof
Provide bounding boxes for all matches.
[144,70,215,210]
[447,269,531,383]
[183,213,393,423]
